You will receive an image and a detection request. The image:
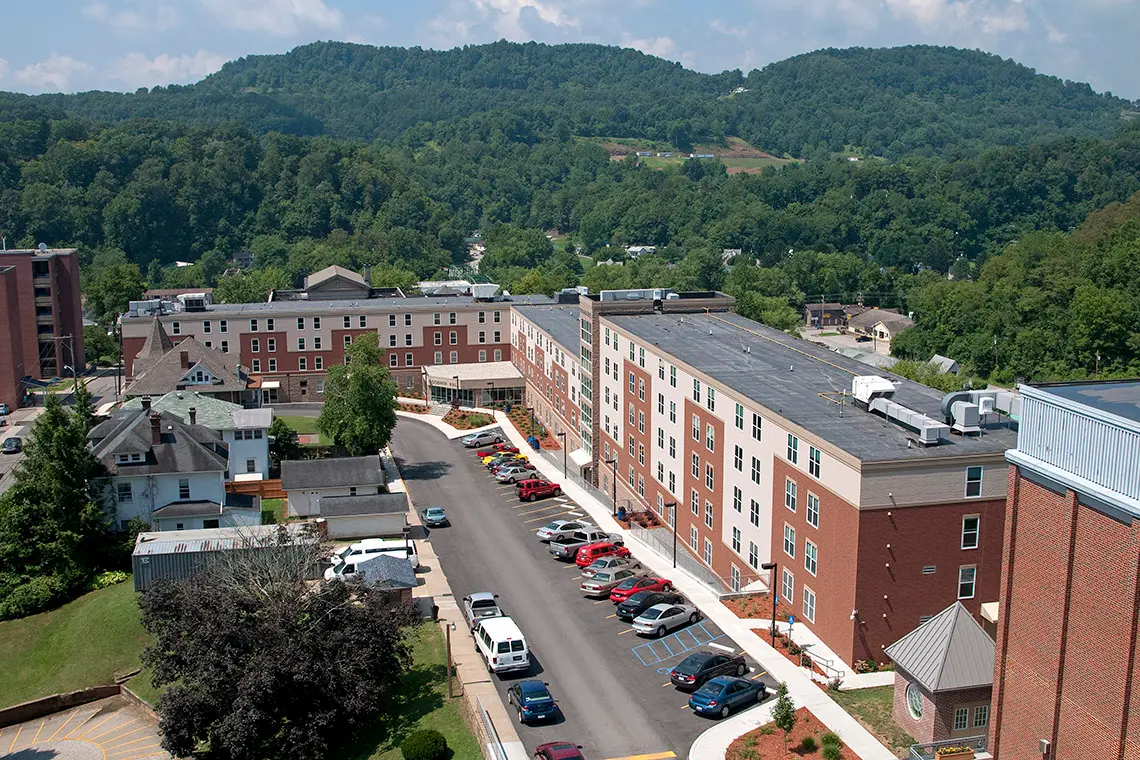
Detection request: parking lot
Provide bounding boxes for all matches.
[393,418,775,760]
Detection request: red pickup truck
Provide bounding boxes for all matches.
[517,479,562,502]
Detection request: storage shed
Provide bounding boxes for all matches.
[321,493,410,538]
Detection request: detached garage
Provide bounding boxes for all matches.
[321,493,409,539]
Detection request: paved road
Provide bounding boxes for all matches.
[393,417,774,760]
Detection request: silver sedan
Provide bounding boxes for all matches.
[631,602,701,637]
[535,519,592,542]
[580,555,643,579]
[579,568,645,597]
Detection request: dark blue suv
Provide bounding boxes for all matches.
[507,680,559,723]
[687,676,765,718]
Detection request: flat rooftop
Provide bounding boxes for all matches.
[607,312,1017,463]
[123,293,554,318]
[513,304,582,357]
[1035,381,1140,425]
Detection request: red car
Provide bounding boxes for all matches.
[476,442,520,458]
[575,541,631,568]
[533,742,585,760]
[517,478,562,502]
[609,575,673,603]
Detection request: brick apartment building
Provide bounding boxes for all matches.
[511,302,586,453]
[513,290,1019,665]
[120,266,547,404]
[990,381,1140,760]
[0,247,85,410]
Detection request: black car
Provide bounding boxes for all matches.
[1,437,21,454]
[615,590,685,621]
[670,650,749,690]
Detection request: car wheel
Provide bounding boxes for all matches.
[528,494,537,502]
[736,663,747,676]
[656,625,666,637]
[688,612,698,624]
[553,488,561,497]
[507,692,513,706]
[518,708,524,722]
[720,705,731,719]
[663,583,672,591]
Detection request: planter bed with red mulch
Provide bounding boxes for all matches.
[724,593,770,619]
[727,707,855,760]
[750,628,830,679]
[442,409,495,430]
[501,406,561,450]
[397,403,430,414]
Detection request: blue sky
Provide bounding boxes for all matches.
[0,0,1137,98]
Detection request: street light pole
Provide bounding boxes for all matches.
[604,458,617,516]
[453,375,460,407]
[663,501,677,568]
[556,431,567,476]
[761,562,778,648]
[445,621,456,698]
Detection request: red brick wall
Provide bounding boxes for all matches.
[855,495,1005,665]
[0,268,26,408]
[617,360,654,512]
[5,256,39,378]
[893,672,993,744]
[53,251,85,369]
[683,398,725,577]
[991,469,1140,760]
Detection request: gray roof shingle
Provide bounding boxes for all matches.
[884,602,995,692]
[355,553,417,590]
[280,455,384,490]
[321,493,408,517]
[90,409,229,476]
[126,336,247,397]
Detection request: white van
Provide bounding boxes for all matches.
[474,616,530,674]
[325,538,420,581]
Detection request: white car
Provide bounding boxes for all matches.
[462,430,503,448]
[631,602,701,637]
[535,519,593,543]
[495,464,536,484]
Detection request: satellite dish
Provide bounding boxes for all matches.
[37,243,48,251]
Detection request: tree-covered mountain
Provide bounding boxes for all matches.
[1,42,1132,159]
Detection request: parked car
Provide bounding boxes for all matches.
[421,507,449,527]
[518,479,562,502]
[533,742,585,760]
[495,464,537,483]
[535,519,593,543]
[463,592,503,630]
[462,430,503,448]
[631,602,701,637]
[548,529,622,560]
[615,591,686,622]
[608,575,673,603]
[476,443,520,457]
[580,555,641,579]
[855,334,872,343]
[670,651,749,690]
[687,676,766,718]
[484,452,527,467]
[574,541,630,568]
[1,437,21,454]
[580,568,645,597]
[0,403,8,415]
[506,680,560,723]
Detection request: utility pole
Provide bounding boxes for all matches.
[605,458,617,516]
[761,562,778,647]
[556,431,567,476]
[116,314,123,399]
[664,502,677,568]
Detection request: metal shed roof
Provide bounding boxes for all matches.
[884,602,995,693]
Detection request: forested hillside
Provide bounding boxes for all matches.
[2,42,1132,158]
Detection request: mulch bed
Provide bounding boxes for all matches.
[748,628,830,678]
[502,406,560,450]
[727,707,855,760]
[724,594,771,619]
[442,409,495,430]
[397,402,430,414]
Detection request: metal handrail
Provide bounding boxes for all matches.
[909,734,988,760]
[475,695,508,760]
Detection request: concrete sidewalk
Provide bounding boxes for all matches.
[490,412,897,760]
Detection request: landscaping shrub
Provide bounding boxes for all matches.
[89,570,129,590]
[400,729,448,760]
[800,735,818,753]
[821,732,841,748]
[821,745,842,760]
[0,574,76,619]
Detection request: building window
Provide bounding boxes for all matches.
[703,538,713,565]
[433,351,442,364]
[751,457,762,485]
[669,436,676,458]
[787,434,799,464]
[752,413,762,441]
[669,365,677,387]
[267,338,276,353]
[803,586,816,623]
[806,494,819,528]
[974,705,990,728]
[637,475,645,496]
[785,479,797,512]
[266,318,274,331]
[731,565,741,592]
[251,338,260,353]
[388,335,397,348]
[343,316,351,328]
[808,446,821,478]
[638,444,645,466]
[628,466,635,488]
[704,502,714,529]
[405,353,413,367]
[734,445,743,471]
[478,330,486,344]
[961,515,980,549]
[298,337,306,350]
[250,319,260,332]
[219,340,228,354]
[433,313,441,326]
[706,424,715,452]
[203,320,211,334]
[691,453,700,478]
[922,565,937,575]
[449,331,457,345]
[629,405,636,426]
[478,350,487,362]
[958,566,977,599]
[630,373,636,394]
[781,568,794,604]
[668,472,676,494]
[691,414,699,441]
[344,335,352,348]
[732,527,741,552]
[706,387,715,412]
[359,315,366,328]
[405,314,412,326]
[252,359,261,372]
[733,486,742,513]
[638,412,645,434]
[669,401,676,423]
[735,403,744,430]
[906,683,923,720]
[268,358,277,372]
[493,310,501,323]
[389,354,397,367]
[657,462,664,482]
[297,317,305,330]
[750,499,760,527]
[954,708,969,732]
[434,332,442,346]
[493,349,502,361]
[690,489,700,516]
[658,359,664,379]
[315,356,324,370]
[178,478,191,500]
[783,524,796,558]
[299,357,308,371]
[690,526,699,551]
[220,320,227,333]
[449,351,458,363]
[692,379,701,402]
[312,317,320,330]
[749,541,759,569]
[638,378,645,401]
[804,540,817,575]
[705,463,714,490]
[171,321,181,335]
[116,482,133,502]
[630,435,636,456]
[314,337,322,350]
[657,428,664,449]
[966,466,983,497]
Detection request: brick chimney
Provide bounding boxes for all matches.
[141,396,152,411]
[180,350,190,369]
[189,407,197,425]
[150,412,161,445]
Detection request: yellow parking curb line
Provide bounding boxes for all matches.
[751,670,767,680]
[31,719,47,745]
[618,628,634,635]
[606,614,617,619]
[8,724,22,751]
[603,754,677,760]
[662,681,673,687]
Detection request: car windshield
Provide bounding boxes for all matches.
[694,681,724,698]
[615,577,638,589]
[639,608,663,620]
[593,572,612,582]
[523,690,551,703]
[542,522,565,530]
[427,509,444,516]
[471,599,496,609]
[676,654,711,674]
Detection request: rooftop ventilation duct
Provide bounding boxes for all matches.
[854,376,949,445]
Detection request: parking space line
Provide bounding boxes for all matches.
[551,496,570,502]
[660,638,676,656]
[606,613,617,619]
[679,704,689,710]
[751,670,767,680]
[618,628,634,635]
[517,504,564,516]
[661,681,672,687]
[593,599,609,605]
[524,513,566,523]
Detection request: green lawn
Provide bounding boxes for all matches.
[829,686,916,758]
[261,498,287,524]
[351,623,481,760]
[277,415,326,445]
[0,580,149,708]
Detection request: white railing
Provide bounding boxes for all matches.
[475,696,508,760]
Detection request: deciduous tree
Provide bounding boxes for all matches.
[318,333,399,455]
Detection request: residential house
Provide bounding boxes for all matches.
[350,552,418,606]
[930,354,960,375]
[119,391,272,478]
[126,318,252,404]
[281,455,387,518]
[89,400,259,531]
[846,308,914,344]
[804,303,845,328]
[886,602,994,749]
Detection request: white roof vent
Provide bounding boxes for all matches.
[851,375,897,405]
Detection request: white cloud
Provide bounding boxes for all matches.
[110,51,228,89]
[199,0,344,36]
[620,33,677,59]
[15,54,94,93]
[470,0,579,39]
[82,1,179,33]
[1044,21,1069,43]
[710,19,748,39]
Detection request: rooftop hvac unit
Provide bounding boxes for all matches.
[869,397,950,445]
[851,375,897,406]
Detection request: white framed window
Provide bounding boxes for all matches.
[405,334,412,346]
[809,446,821,478]
[689,526,699,550]
[734,402,744,430]
[958,566,977,599]
[219,320,227,333]
[748,541,759,569]
[638,347,645,368]
[493,310,501,323]
[706,386,716,411]
[250,319,259,332]
[171,321,181,335]
[668,436,676,458]
[974,705,990,728]
[734,445,743,471]
[750,499,760,527]
[783,524,796,558]
[449,351,458,363]
[637,475,645,496]
[313,317,320,330]
[638,444,645,466]
[314,337,322,350]
[389,354,397,367]
[733,486,742,513]
[629,404,636,426]
[638,378,645,401]
[178,478,191,500]
[691,453,700,478]
[906,683,923,720]
[297,317,305,330]
[405,353,413,366]
[298,337,306,350]
[966,466,983,497]
[669,400,676,423]
[252,359,261,372]
[479,311,486,325]
[405,313,412,326]
[315,356,323,370]
[961,515,980,549]
[752,413,762,441]
[299,357,308,371]
[787,434,799,464]
[203,320,211,334]
[805,540,817,575]
[493,349,502,361]
[251,338,260,353]
[116,482,133,502]
[807,493,819,528]
[732,526,741,552]
[389,335,397,347]
[668,471,676,494]
[343,316,351,328]
[628,466,635,488]
[657,461,664,482]
[434,332,442,346]
[751,456,762,485]
[344,335,352,348]
[220,340,228,353]
[657,428,665,449]
[703,538,713,565]
[266,318,274,331]
[629,342,636,362]
[669,365,677,387]
[803,586,816,623]
[785,479,797,512]
[690,489,700,515]
[658,359,664,379]
[434,351,442,364]
[433,312,441,326]
[705,501,713,529]
[657,393,665,415]
[781,568,794,604]
[268,358,277,372]
[638,412,645,434]
[267,338,276,353]
[478,350,487,362]
[954,708,969,732]
[449,331,457,345]
[706,423,715,452]
[731,565,741,592]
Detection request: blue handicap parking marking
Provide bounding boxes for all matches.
[630,621,727,667]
